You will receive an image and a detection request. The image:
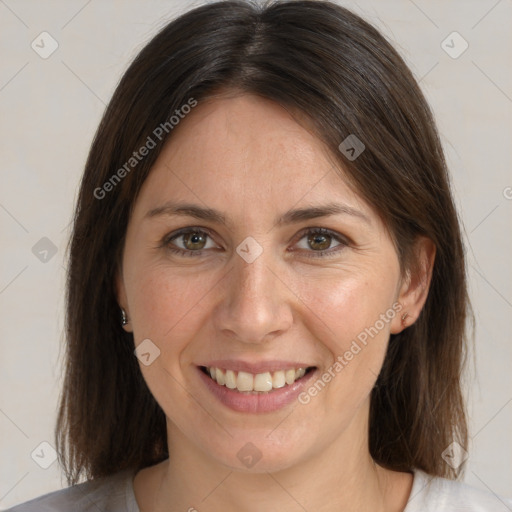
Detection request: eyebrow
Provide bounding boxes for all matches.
[144,201,370,226]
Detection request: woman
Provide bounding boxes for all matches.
[7,1,512,511]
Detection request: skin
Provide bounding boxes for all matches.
[116,92,435,512]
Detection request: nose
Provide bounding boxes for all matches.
[212,249,294,344]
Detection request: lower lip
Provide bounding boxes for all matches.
[197,367,318,413]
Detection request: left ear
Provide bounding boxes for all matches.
[390,236,436,334]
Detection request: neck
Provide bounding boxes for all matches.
[137,403,413,512]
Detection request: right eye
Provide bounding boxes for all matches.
[163,228,219,256]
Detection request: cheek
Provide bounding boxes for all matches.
[295,270,398,348]
[126,264,217,420]
[292,266,400,405]
[128,263,214,352]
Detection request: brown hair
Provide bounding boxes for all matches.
[56,0,470,485]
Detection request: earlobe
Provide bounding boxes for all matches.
[390,237,436,334]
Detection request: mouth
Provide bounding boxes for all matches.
[199,365,316,394]
[196,365,319,414]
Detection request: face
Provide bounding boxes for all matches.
[117,93,414,473]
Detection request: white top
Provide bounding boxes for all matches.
[4,468,512,511]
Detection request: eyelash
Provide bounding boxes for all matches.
[161,227,350,259]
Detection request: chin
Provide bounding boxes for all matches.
[203,432,309,474]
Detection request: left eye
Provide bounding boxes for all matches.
[295,229,344,252]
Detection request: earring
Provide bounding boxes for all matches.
[121,308,129,326]
[401,312,409,326]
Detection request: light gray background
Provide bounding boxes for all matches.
[1,0,511,508]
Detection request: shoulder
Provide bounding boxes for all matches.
[405,469,512,512]
[4,469,138,512]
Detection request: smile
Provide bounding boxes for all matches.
[197,365,318,413]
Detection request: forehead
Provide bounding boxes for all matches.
[132,94,372,222]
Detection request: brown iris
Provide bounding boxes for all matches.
[308,232,331,251]
[183,231,207,250]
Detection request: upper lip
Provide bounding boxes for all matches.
[198,360,316,374]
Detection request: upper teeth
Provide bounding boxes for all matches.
[207,367,308,392]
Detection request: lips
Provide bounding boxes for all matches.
[196,362,318,413]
